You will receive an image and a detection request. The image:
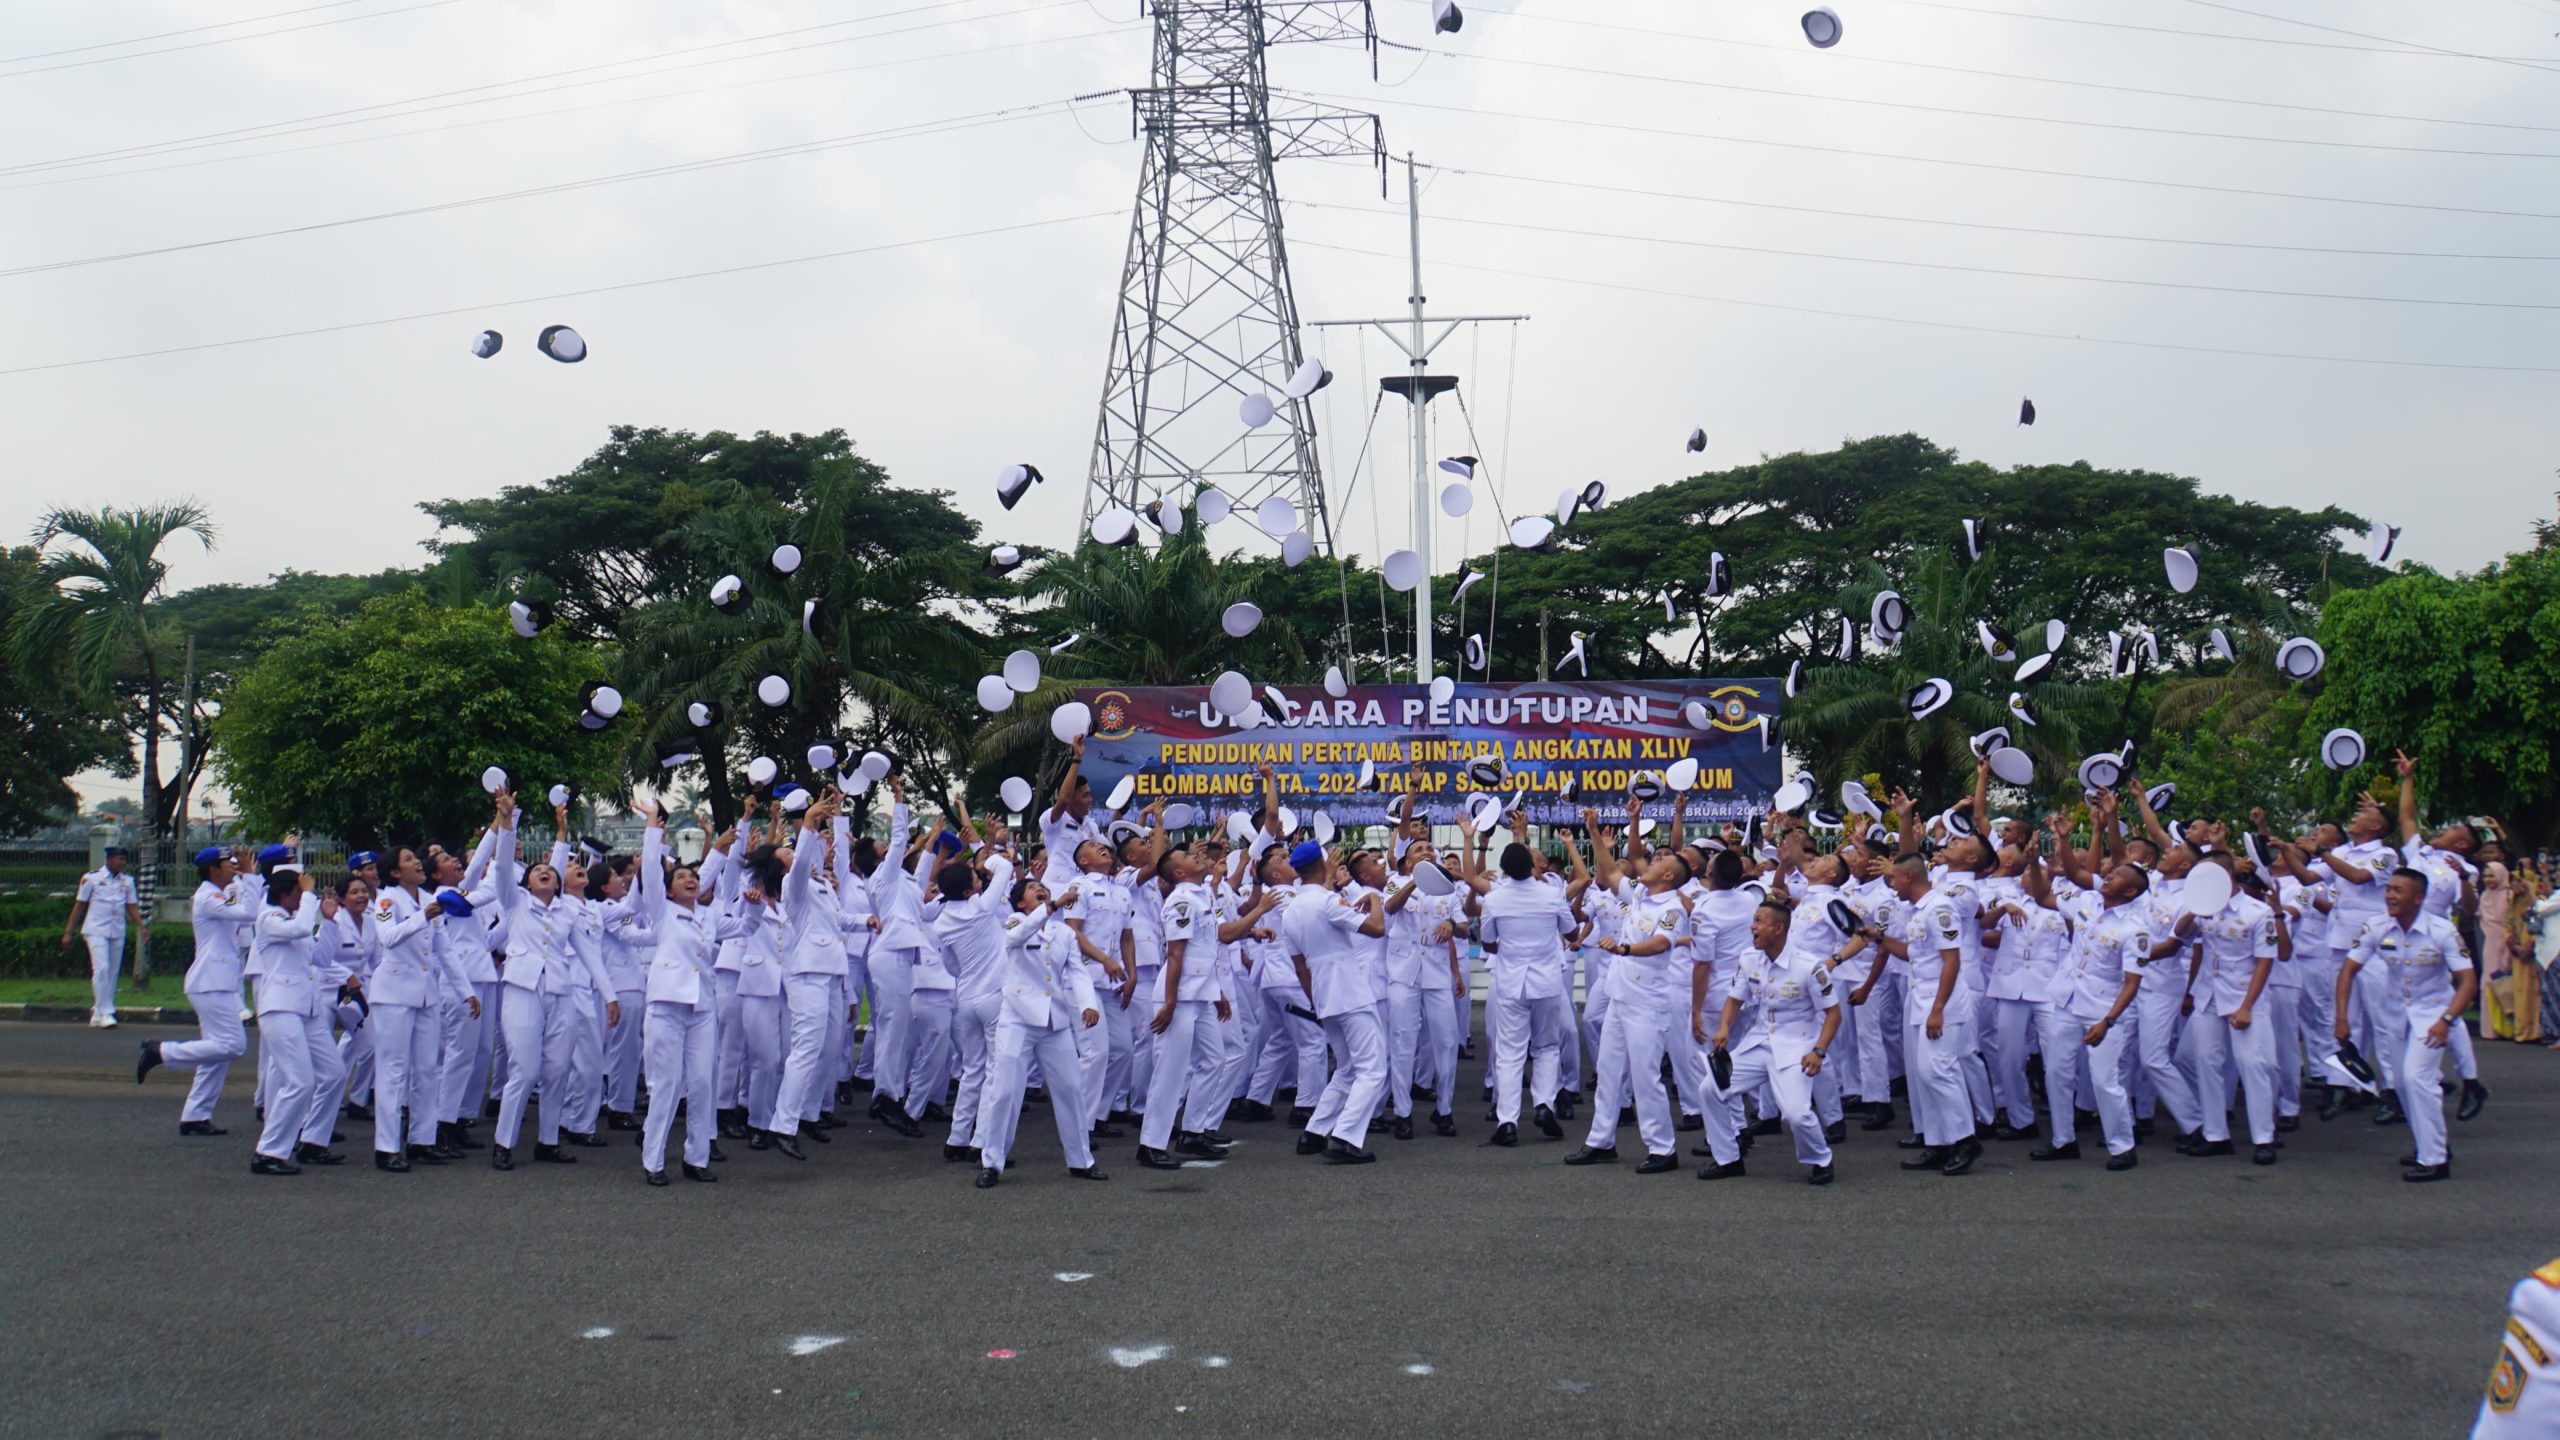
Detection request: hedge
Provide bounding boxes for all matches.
[0,927,194,980]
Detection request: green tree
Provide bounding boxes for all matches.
[12,503,219,956]
[211,590,623,849]
[2307,550,2560,843]
[2146,693,2322,832]
[0,546,125,835]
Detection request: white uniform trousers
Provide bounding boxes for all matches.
[840,949,870,1086]
[772,974,838,1137]
[947,990,1002,1148]
[977,1015,1095,1172]
[1584,1003,1676,1157]
[2053,1016,2137,1157]
[1563,965,1599,1097]
[2397,1014,2454,1166]
[160,991,250,1124]
[560,989,607,1134]
[2446,1014,2479,1083]
[85,933,123,1021]
[1903,1007,1978,1147]
[493,987,551,1148]
[1490,992,1572,1125]
[1844,985,1898,1105]
[2133,986,2205,1134]
[1987,996,2042,1129]
[1139,998,1216,1150]
[641,1001,716,1172]
[1247,984,1326,1106]
[865,948,918,1102]
[433,985,482,1125]
[2033,1001,2085,1147]
[252,1005,344,1160]
[1191,988,1249,1135]
[2293,954,2341,1077]
[1306,1006,1388,1146]
[1083,968,1135,1128]
[738,993,786,1132]
[713,970,746,1109]
[1668,1003,1713,1123]
[818,984,850,1117]
[339,1020,374,1114]
[1412,986,1461,1116]
[1826,989,1867,1103]
[2264,984,2303,1118]
[2189,1007,2277,1145]
[1124,968,1159,1108]
[1733,1036,1834,1167]
[900,987,956,1120]
[605,986,647,1113]
[1959,990,1997,1125]
[2350,961,2402,1095]
[367,1000,443,1152]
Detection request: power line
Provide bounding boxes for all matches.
[1292,237,2560,375]
[1291,88,2560,223]
[0,98,1111,279]
[0,25,1135,195]
[0,0,466,80]
[1408,161,2560,262]
[0,210,1121,377]
[2176,0,2560,75]
[1380,2,2560,134]
[2,0,1061,177]
[1297,199,2560,312]
[1877,0,2560,66]
[0,0,382,65]
[1405,47,2560,161]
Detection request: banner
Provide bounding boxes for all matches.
[1072,678,1782,827]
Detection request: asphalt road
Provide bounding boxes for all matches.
[2,1017,2544,1439]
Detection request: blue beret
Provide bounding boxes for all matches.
[346,850,379,871]
[102,845,127,858]
[434,889,475,920]
[192,846,225,867]
[932,831,964,857]
[256,843,295,866]
[1290,840,1324,870]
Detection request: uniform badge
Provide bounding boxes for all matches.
[2489,1347,2526,1413]
[2510,1318,2552,1367]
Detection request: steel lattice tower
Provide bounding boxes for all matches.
[1083,1,1384,553]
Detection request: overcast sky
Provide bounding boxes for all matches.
[8,0,2558,806]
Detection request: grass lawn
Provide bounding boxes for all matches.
[0,978,199,1012]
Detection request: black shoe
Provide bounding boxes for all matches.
[1697,1159,1746,1180]
[1859,1103,1896,1131]
[1747,1115,1781,1137]
[882,1110,923,1139]
[974,1167,1000,1188]
[449,1127,486,1152]
[851,1076,875,1094]
[2252,1143,2279,1165]
[1295,1132,1329,1155]
[1806,1163,1834,1186]
[374,1150,410,1173]
[1563,1145,1618,1166]
[2105,1149,2138,1171]
[921,1101,951,1123]
[564,1129,603,1149]
[1137,1146,1186,1170]
[801,1124,831,1144]
[1940,1138,1983,1176]
[295,1143,346,1166]
[1431,1113,1456,1137]
[1108,1109,1140,1127]
[1367,1113,1394,1134]
[2275,1113,2301,1133]
[1068,1164,1110,1181]
[490,1144,514,1170]
[1288,1106,1314,1126]
[330,1130,346,1143]
[707,1141,728,1163]
[835,1081,854,1106]
[2174,1131,2206,1156]
[1231,1100,1270,1122]
[250,1154,301,1176]
[749,1130,772,1151]
[2371,1098,2405,1127]
[1900,1147,1948,1170]
[2317,1091,2345,1121]
[605,1109,641,1132]
[1090,1123,1126,1140]
[429,1142,463,1161]
[943,1143,977,1163]
[1619,1106,1639,1128]
[2029,1141,2081,1162]
[1391,1116,1415,1141]
[812,1111,844,1131]
[136,1042,162,1084]
[1174,1133,1230,1159]
[343,1102,372,1121]
[718,1118,750,1140]
[1323,1138,1376,1165]
[775,1135,806,1161]
[178,1120,227,1137]
[534,1143,577,1164]
[2191,1138,2237,1158]
[482,1097,501,1119]
[1895,1134,1931,1150]
[1990,1121,2034,1142]
[1824,1119,1846,1144]
[2458,1078,2488,1121]
[1534,1105,1562,1139]
[682,1163,718,1183]
[1484,1106,1501,1124]
[2402,1161,2451,1183]
[1675,1112,1703,1132]
[1635,1152,1678,1174]
[645,1168,669,1186]
[1488,1122,1518,1148]
[2132,1115,2156,1139]
[405,1144,448,1165]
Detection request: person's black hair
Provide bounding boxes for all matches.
[2390,865,2430,889]
[1755,898,1791,924]
[1257,846,1293,885]
[850,835,882,877]
[1010,873,1039,908]
[333,874,367,901]
[745,842,788,900]
[260,861,298,898]
[935,860,977,900]
[1708,848,1746,891]
[1664,852,1694,885]
[1499,842,1534,881]
[1156,850,1183,883]
[196,855,225,882]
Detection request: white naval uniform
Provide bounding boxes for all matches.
[1583,881,1687,1159]
[158,875,263,1123]
[930,852,1016,1150]
[1138,880,1222,1150]
[492,862,617,1151]
[438,827,508,1130]
[2134,879,2206,1136]
[2324,838,2399,1092]
[974,903,1101,1172]
[1063,869,1136,1132]
[1896,886,1978,1148]
[636,827,747,1173]
[2187,893,2281,1147]
[773,821,854,1138]
[73,866,136,1023]
[1247,882,1326,1111]
[1287,883,1387,1147]
[1714,947,1841,1168]
[899,846,959,1122]
[367,884,469,1154]
[2052,900,2153,1158]
[1479,877,1576,1127]
[863,803,926,1105]
[2343,911,2473,1167]
[249,891,346,1161]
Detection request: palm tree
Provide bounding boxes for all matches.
[2149,586,2321,737]
[1787,550,2119,812]
[14,503,218,967]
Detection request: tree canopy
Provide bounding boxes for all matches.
[0,546,126,835]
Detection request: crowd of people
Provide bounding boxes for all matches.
[101,736,2526,1188]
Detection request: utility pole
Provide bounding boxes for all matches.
[1311,155,1526,682]
[1538,607,1551,682]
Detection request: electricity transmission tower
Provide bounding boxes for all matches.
[1083,1,1385,554]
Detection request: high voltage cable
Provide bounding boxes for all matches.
[1290,88,2560,223]
[1296,200,2560,312]
[1292,238,2560,375]
[0,0,466,80]
[1879,0,2560,66]
[0,211,1121,377]
[0,26,1134,194]
[2175,0,2560,75]
[0,99,1112,279]
[0,0,383,65]
[1,0,1068,176]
